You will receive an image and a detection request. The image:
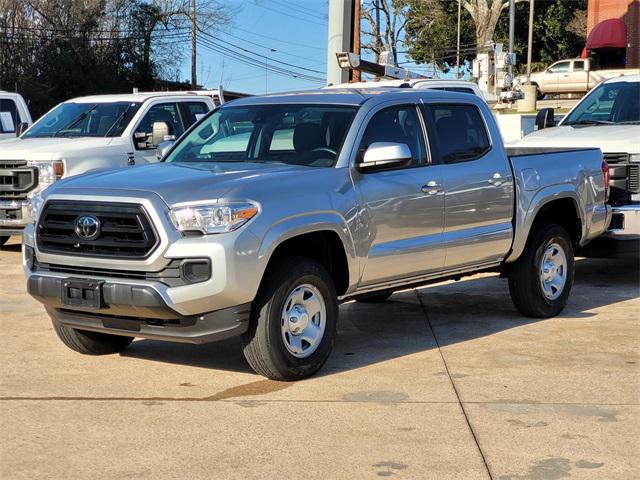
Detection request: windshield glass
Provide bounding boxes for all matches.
[165,104,357,167]
[562,81,640,126]
[24,102,141,138]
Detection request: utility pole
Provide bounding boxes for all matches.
[456,0,461,79]
[508,0,514,84]
[352,0,361,82]
[526,0,534,83]
[191,0,197,89]
[374,0,381,64]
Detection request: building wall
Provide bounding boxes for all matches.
[588,0,640,68]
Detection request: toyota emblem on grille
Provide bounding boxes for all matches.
[74,215,101,241]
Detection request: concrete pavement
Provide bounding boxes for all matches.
[0,235,638,479]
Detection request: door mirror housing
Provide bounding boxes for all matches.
[16,122,29,137]
[151,121,173,147]
[156,140,175,161]
[357,142,412,172]
[535,108,556,130]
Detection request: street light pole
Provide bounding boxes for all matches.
[456,0,461,79]
[526,0,534,83]
[191,0,197,89]
[508,0,514,84]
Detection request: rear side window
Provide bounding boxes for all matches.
[180,101,209,129]
[0,99,19,133]
[424,104,491,163]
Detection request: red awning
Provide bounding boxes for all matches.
[586,18,627,49]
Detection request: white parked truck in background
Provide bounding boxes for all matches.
[512,75,640,257]
[0,92,215,246]
[515,58,640,99]
[0,91,33,140]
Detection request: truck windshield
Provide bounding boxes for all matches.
[165,104,357,167]
[23,102,141,138]
[562,81,640,126]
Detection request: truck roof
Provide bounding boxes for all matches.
[603,73,640,83]
[64,92,206,104]
[228,87,476,107]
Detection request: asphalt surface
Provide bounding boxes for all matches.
[1,235,638,479]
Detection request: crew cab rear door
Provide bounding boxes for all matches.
[354,103,446,286]
[421,102,514,269]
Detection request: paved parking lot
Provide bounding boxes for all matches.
[1,235,638,479]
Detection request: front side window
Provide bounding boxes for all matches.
[24,102,141,138]
[425,104,491,163]
[360,105,426,166]
[548,61,570,73]
[134,103,185,149]
[0,99,19,133]
[165,104,357,167]
[562,81,640,125]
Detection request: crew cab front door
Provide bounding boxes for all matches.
[421,103,513,269]
[355,104,446,286]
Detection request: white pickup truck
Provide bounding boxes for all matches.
[515,58,640,99]
[513,75,639,257]
[0,91,33,140]
[0,92,215,245]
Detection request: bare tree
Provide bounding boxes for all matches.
[361,0,408,64]
[463,0,525,48]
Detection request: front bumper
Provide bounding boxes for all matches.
[27,273,251,344]
[0,198,30,236]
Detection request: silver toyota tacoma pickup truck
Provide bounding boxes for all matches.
[23,89,611,380]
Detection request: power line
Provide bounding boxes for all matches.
[248,0,327,27]
[199,30,326,75]
[234,27,325,51]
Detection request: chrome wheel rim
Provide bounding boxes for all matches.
[539,242,567,300]
[281,283,326,359]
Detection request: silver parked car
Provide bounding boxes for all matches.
[24,88,611,380]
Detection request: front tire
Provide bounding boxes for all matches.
[508,223,574,318]
[242,257,338,381]
[52,320,134,355]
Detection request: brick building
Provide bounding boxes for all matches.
[586,0,640,68]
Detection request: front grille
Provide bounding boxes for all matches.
[0,160,38,200]
[36,201,159,258]
[34,259,186,287]
[603,153,639,205]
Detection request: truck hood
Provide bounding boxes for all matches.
[50,162,327,206]
[0,137,116,161]
[510,124,640,154]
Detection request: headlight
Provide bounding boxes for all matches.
[27,160,64,186]
[630,154,640,163]
[30,190,44,222]
[169,202,259,234]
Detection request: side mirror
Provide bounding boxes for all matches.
[357,142,412,172]
[535,108,556,130]
[151,121,172,147]
[156,140,175,161]
[16,122,29,137]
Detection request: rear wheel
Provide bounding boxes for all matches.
[242,257,338,380]
[508,223,574,318]
[0,236,9,247]
[52,320,134,355]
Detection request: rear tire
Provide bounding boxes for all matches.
[242,257,338,381]
[355,291,392,303]
[0,236,9,247]
[508,223,574,318]
[52,320,134,355]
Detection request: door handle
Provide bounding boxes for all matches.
[488,172,504,186]
[421,180,442,195]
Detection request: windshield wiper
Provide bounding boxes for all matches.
[565,119,614,126]
[53,105,98,137]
